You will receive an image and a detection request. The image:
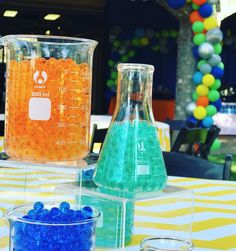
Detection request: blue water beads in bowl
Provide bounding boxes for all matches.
[6,201,100,251]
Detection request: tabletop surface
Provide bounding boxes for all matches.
[0,166,236,251]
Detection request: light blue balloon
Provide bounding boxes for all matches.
[208,54,221,67]
[202,116,214,128]
[193,71,203,85]
[200,63,212,74]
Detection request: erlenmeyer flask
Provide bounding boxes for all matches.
[93,63,167,193]
[1,35,97,162]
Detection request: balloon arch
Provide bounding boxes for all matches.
[167,0,223,129]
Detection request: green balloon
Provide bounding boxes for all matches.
[107,79,115,87]
[111,71,117,80]
[208,90,220,102]
[155,32,160,38]
[218,62,224,69]
[206,105,217,116]
[210,138,221,151]
[170,29,178,38]
[214,43,222,54]
[192,21,204,33]
[152,45,160,51]
[161,30,169,38]
[193,33,206,46]
[211,79,221,90]
[192,3,199,10]
[113,40,121,48]
[192,91,198,101]
[108,59,114,67]
[128,50,136,57]
[197,59,207,70]
[121,55,129,62]
[132,38,139,46]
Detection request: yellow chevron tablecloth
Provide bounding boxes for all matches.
[0,167,236,251]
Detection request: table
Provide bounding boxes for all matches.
[91,115,171,151]
[214,102,236,135]
[0,165,236,251]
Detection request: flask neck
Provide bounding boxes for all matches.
[114,64,155,122]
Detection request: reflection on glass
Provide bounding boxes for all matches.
[140,236,194,251]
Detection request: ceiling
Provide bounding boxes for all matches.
[0,0,106,12]
[0,0,107,37]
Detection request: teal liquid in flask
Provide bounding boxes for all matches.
[93,63,167,193]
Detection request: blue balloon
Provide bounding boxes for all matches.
[199,3,213,18]
[202,116,214,128]
[187,115,198,125]
[135,27,145,38]
[211,66,224,79]
[167,0,186,9]
[192,46,199,59]
[111,51,120,61]
[193,71,203,85]
[210,99,222,111]
[150,37,159,46]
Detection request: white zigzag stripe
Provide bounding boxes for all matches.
[192,212,236,222]
[135,212,236,224]
[119,245,223,251]
[192,224,236,240]
[0,172,75,178]
[136,202,194,212]
[0,187,41,192]
[0,179,73,185]
[168,179,228,185]
[134,225,236,242]
[133,226,192,238]
[136,201,236,211]
[196,202,236,210]
[0,226,8,239]
[134,214,192,225]
[124,247,223,251]
[197,194,236,201]
[0,247,8,251]
[189,186,236,192]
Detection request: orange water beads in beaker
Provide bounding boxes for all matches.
[2,35,97,162]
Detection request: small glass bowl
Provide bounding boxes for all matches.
[140,236,194,251]
[4,203,100,251]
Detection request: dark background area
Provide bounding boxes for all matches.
[0,0,236,115]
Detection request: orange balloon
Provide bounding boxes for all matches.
[192,0,207,5]
[189,11,204,23]
[196,96,209,107]
[193,29,206,35]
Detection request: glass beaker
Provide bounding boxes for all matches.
[1,35,97,162]
[4,203,100,251]
[93,63,167,193]
[140,236,194,251]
